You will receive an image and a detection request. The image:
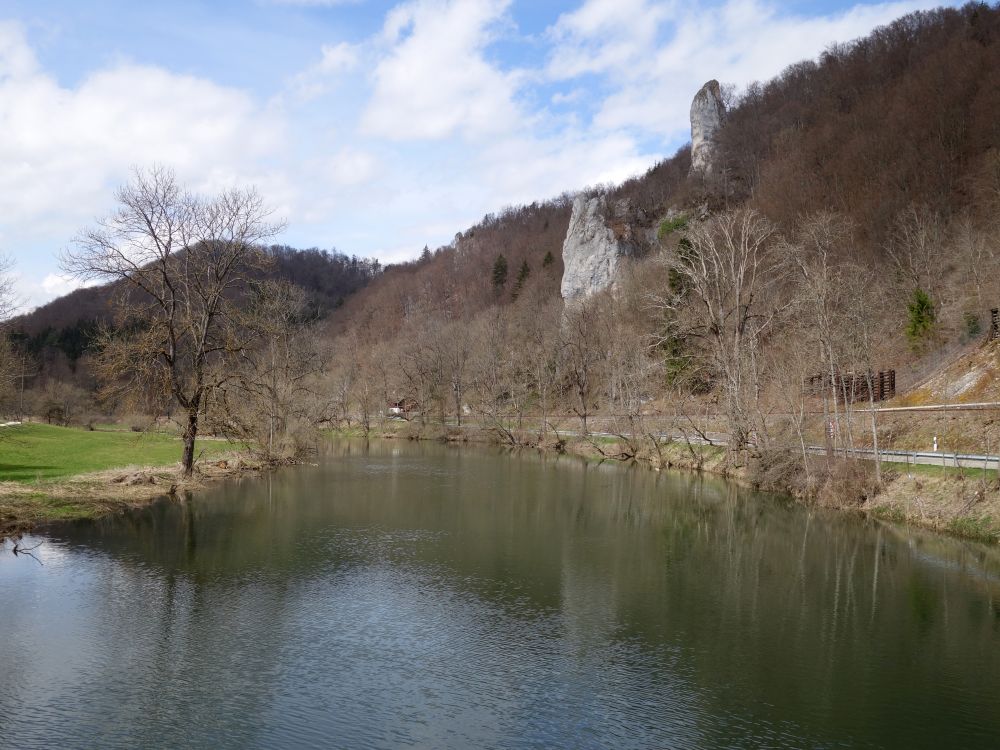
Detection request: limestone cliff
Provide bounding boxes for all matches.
[690,80,725,176]
[560,80,724,301]
[559,194,639,302]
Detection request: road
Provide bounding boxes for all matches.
[570,429,1000,472]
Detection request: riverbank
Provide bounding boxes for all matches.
[6,419,996,546]
[355,420,1000,545]
[0,423,265,539]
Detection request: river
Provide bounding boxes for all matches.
[2,439,1000,749]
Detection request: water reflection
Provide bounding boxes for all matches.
[2,439,1000,749]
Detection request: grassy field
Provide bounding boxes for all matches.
[881,459,997,481]
[0,423,227,483]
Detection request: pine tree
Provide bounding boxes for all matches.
[492,254,508,288]
[906,288,935,348]
[511,260,531,300]
[542,250,554,268]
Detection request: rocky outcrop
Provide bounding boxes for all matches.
[560,194,639,302]
[558,82,726,302]
[690,79,725,176]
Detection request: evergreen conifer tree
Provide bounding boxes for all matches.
[492,254,508,288]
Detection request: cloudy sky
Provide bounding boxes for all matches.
[0,0,951,307]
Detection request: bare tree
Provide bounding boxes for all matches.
[951,214,997,319]
[328,350,358,429]
[559,299,607,437]
[657,208,786,458]
[886,204,944,297]
[0,255,16,322]
[514,299,561,442]
[431,319,472,426]
[364,340,395,433]
[606,317,653,458]
[0,256,17,417]
[781,212,856,457]
[352,344,380,435]
[213,280,326,460]
[769,316,818,487]
[469,308,519,443]
[396,319,444,427]
[62,166,284,474]
[842,264,893,484]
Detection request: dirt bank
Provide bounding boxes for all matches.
[0,454,273,541]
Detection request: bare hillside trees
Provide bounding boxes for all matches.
[560,300,608,436]
[213,281,326,459]
[782,213,856,455]
[63,167,284,474]
[659,209,786,457]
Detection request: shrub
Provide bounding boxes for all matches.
[906,288,935,348]
[963,311,982,340]
[657,215,688,240]
[817,459,881,507]
[123,413,155,433]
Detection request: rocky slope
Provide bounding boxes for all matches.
[560,81,715,301]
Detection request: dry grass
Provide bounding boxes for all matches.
[0,453,264,539]
[897,340,1000,405]
[867,471,1000,543]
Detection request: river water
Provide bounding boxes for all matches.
[2,439,1000,749]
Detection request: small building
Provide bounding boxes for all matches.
[388,398,419,418]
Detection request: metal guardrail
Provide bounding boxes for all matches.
[863,402,1000,413]
[837,447,1000,470]
[577,428,1000,471]
[403,417,1000,470]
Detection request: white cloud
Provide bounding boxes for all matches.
[361,0,524,140]
[547,0,672,79]
[288,41,361,100]
[547,0,942,141]
[41,273,83,298]
[0,20,297,308]
[0,20,36,79]
[0,21,287,239]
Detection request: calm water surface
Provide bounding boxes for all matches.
[3,439,1000,749]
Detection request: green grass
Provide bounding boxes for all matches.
[871,505,908,523]
[882,459,996,480]
[89,422,141,432]
[0,423,227,483]
[657,215,688,239]
[90,421,179,434]
[589,435,620,445]
[947,515,1000,544]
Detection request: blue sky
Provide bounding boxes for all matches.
[0,0,950,307]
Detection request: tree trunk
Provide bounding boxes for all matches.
[539,381,548,442]
[866,373,882,484]
[182,408,199,476]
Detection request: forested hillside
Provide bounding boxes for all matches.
[311,2,1000,502]
[330,3,1000,342]
[9,246,379,380]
